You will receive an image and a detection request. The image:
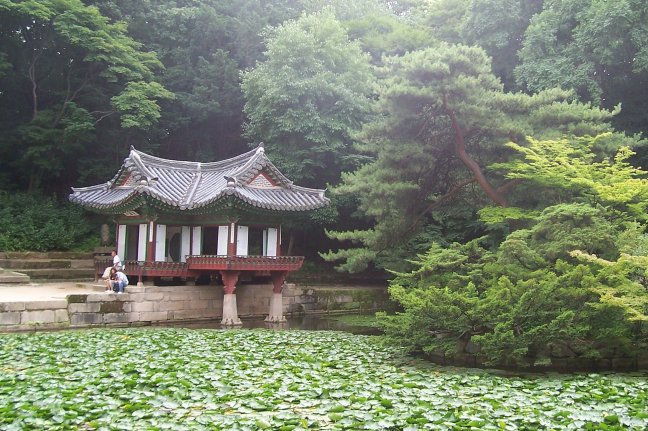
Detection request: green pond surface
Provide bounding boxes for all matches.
[157,315,382,335]
[0,328,647,430]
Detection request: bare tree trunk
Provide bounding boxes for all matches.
[28,51,42,121]
[27,169,40,194]
[444,96,508,207]
[286,230,295,256]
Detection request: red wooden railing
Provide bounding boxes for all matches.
[95,255,304,279]
[186,255,304,271]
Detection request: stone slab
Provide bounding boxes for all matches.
[170,310,205,320]
[157,301,188,312]
[0,269,30,284]
[186,300,209,310]
[139,311,169,322]
[129,302,154,312]
[87,293,116,302]
[69,303,101,313]
[54,309,69,323]
[100,302,125,313]
[21,310,57,324]
[198,290,221,300]
[25,300,68,310]
[167,292,197,301]
[70,313,103,326]
[0,312,21,325]
[103,313,135,324]
[0,302,26,312]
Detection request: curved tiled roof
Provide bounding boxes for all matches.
[69,145,329,213]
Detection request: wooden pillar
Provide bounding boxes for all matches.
[227,222,236,256]
[266,271,288,323]
[147,220,156,263]
[137,220,156,287]
[220,270,241,325]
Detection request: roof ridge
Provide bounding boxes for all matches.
[127,149,158,184]
[181,163,202,209]
[131,147,258,171]
[230,150,265,182]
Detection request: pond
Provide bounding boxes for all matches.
[156,314,382,335]
[0,327,647,430]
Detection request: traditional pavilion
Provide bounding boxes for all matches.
[69,144,329,325]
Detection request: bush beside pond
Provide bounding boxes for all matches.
[0,192,99,252]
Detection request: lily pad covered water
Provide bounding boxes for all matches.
[0,329,647,430]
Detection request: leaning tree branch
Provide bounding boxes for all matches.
[443,93,508,207]
[90,110,116,125]
[409,178,477,234]
[496,178,523,194]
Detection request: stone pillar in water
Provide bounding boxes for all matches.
[220,271,241,326]
[266,271,288,323]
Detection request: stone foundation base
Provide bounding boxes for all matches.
[221,293,241,326]
[0,283,389,332]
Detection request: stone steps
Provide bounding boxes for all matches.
[0,269,30,284]
[0,259,95,269]
[0,251,93,260]
[20,268,95,281]
[0,251,97,283]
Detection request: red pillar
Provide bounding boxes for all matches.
[220,270,240,294]
[271,271,288,294]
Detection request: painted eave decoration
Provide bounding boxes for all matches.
[69,144,330,213]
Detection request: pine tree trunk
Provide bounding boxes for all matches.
[444,99,508,207]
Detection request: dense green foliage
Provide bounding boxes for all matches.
[1,0,648,366]
[322,43,625,273]
[378,136,648,367]
[241,9,374,187]
[0,192,95,251]
[0,0,173,192]
[1,328,648,430]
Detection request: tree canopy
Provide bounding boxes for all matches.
[1,0,648,367]
[0,0,173,192]
[241,9,375,187]
[322,42,632,272]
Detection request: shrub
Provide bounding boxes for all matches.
[380,203,648,368]
[0,192,97,251]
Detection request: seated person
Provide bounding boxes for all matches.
[102,250,123,291]
[102,266,113,291]
[108,267,129,294]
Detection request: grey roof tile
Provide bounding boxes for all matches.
[70,145,329,212]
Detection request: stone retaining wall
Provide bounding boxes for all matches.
[0,284,388,332]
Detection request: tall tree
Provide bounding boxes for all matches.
[515,0,648,136]
[0,0,172,193]
[323,43,632,272]
[420,0,543,90]
[241,9,375,187]
[90,0,310,163]
[380,135,648,367]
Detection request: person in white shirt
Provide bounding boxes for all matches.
[109,267,129,294]
[112,250,122,270]
[102,250,123,291]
